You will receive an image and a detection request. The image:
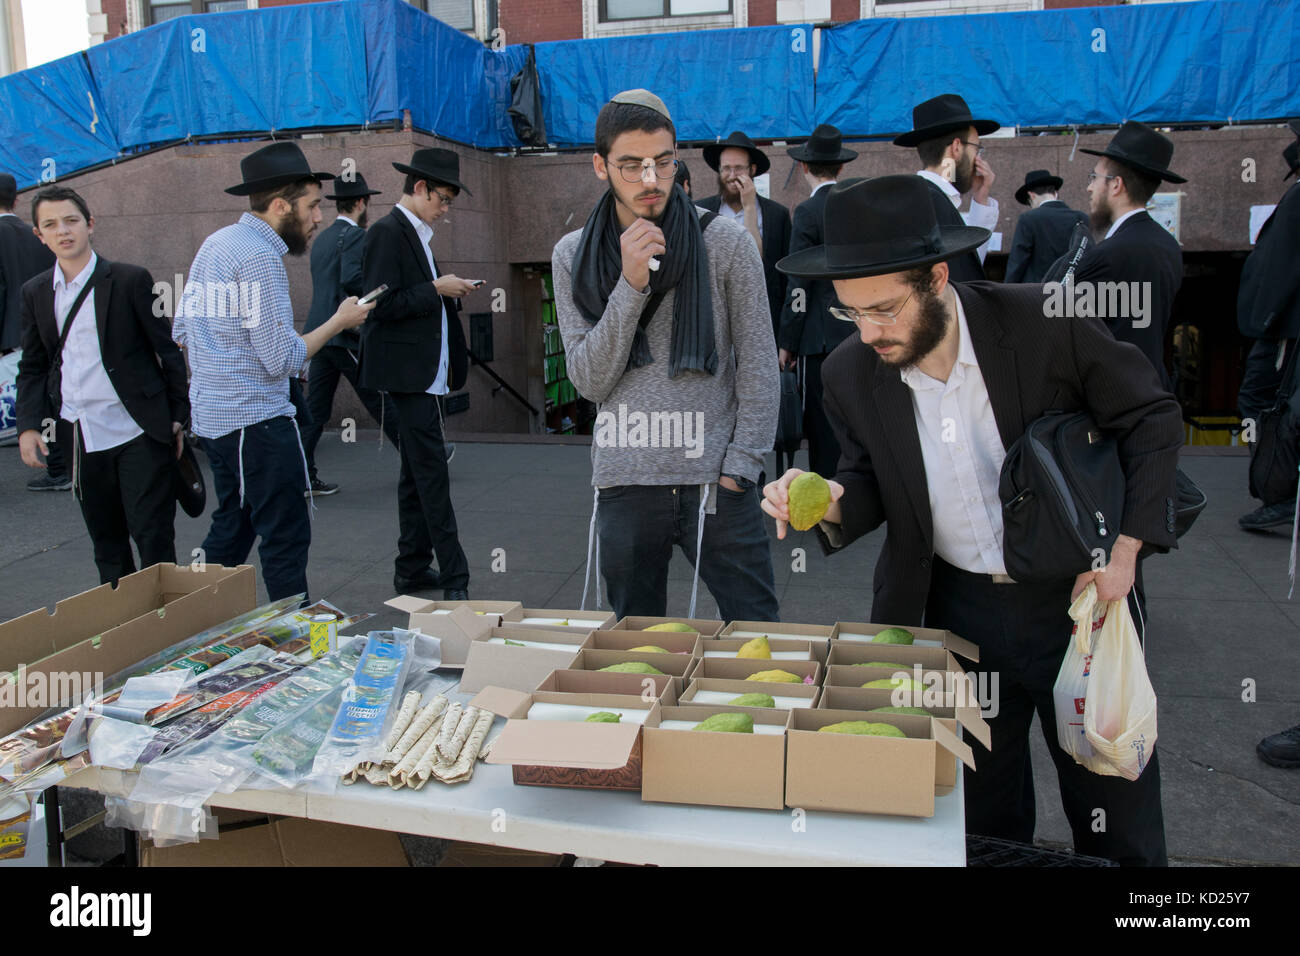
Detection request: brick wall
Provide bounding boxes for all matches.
[498,0,582,44]
[101,0,130,36]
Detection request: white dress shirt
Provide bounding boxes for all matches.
[916,169,999,264]
[810,179,836,196]
[1104,207,1143,240]
[336,214,358,229]
[55,252,143,453]
[900,292,1007,575]
[395,203,449,396]
[718,197,764,239]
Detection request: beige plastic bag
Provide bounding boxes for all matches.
[1058,582,1158,780]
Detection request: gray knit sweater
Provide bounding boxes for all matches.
[552,208,779,488]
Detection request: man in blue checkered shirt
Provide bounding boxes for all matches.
[174,143,372,600]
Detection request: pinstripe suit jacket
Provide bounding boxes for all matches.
[815,281,1183,625]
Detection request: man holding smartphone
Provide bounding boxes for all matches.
[359,148,477,598]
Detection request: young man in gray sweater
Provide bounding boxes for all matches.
[552,89,780,622]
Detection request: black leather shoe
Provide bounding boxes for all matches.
[443,589,469,601]
[1239,502,1295,532]
[393,570,440,593]
[1257,724,1300,768]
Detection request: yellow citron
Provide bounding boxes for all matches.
[746,669,803,684]
[788,472,832,531]
[736,635,771,659]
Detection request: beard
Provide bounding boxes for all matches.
[612,183,667,224]
[1089,192,1114,233]
[953,152,976,195]
[718,173,740,201]
[873,286,950,369]
[278,213,313,257]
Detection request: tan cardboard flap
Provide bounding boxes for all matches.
[954,705,992,749]
[385,595,435,614]
[943,632,980,663]
[485,720,640,769]
[469,686,532,719]
[932,719,976,770]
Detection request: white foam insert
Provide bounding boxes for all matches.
[702,650,809,660]
[836,632,941,646]
[688,690,813,709]
[520,617,607,628]
[525,702,651,724]
[486,637,581,652]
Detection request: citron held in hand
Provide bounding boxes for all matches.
[788,472,832,531]
[736,635,771,659]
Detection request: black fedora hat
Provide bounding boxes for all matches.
[1015,168,1065,206]
[787,124,858,164]
[392,148,472,196]
[894,94,1000,148]
[1284,119,1300,181]
[173,440,206,519]
[777,175,990,280]
[325,172,382,201]
[1080,121,1186,183]
[225,142,335,196]
[702,131,771,177]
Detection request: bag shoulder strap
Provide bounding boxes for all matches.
[699,210,718,233]
[53,264,98,361]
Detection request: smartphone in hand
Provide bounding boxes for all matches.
[358,284,389,305]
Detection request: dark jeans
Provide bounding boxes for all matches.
[924,557,1167,866]
[803,352,842,479]
[302,345,400,480]
[59,420,176,585]
[199,416,311,602]
[390,391,468,590]
[596,483,779,623]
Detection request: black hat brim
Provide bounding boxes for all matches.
[787,144,858,163]
[391,162,472,196]
[325,188,382,200]
[1079,147,1187,184]
[777,225,991,280]
[701,143,771,177]
[1015,175,1064,206]
[225,170,335,196]
[893,118,1000,148]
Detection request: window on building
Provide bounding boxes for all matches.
[415,0,476,32]
[600,0,731,21]
[148,1,248,25]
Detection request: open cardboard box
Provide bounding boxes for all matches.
[0,564,257,739]
[458,626,591,694]
[681,677,819,711]
[831,621,977,656]
[717,621,834,647]
[641,704,790,809]
[611,616,724,637]
[582,629,702,658]
[691,657,821,687]
[569,648,698,696]
[824,632,981,709]
[473,680,663,790]
[700,635,827,664]
[818,685,991,788]
[506,607,616,633]
[383,598,523,669]
[785,708,975,818]
[534,668,677,703]
[141,814,408,867]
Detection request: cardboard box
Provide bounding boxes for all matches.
[641,704,790,809]
[383,598,524,669]
[533,668,678,703]
[680,677,819,712]
[457,626,591,694]
[699,636,827,665]
[784,708,975,817]
[0,564,257,738]
[506,608,616,633]
[831,621,978,658]
[717,621,834,646]
[690,657,821,687]
[569,648,698,693]
[140,816,409,866]
[474,682,659,791]
[611,616,724,637]
[824,628,981,710]
[582,629,702,658]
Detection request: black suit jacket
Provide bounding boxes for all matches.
[922,177,985,283]
[0,214,56,352]
[1073,211,1183,389]
[815,281,1183,626]
[16,257,189,444]
[1004,200,1089,284]
[358,207,468,394]
[697,194,791,337]
[305,216,366,349]
[1238,180,1300,340]
[777,186,854,356]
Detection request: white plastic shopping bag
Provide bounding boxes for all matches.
[1055,582,1103,768]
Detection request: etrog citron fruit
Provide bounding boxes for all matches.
[870,706,928,716]
[503,639,525,647]
[871,627,915,645]
[736,635,771,659]
[788,472,832,531]
[726,693,776,708]
[818,721,907,737]
[851,661,902,668]
[861,677,924,691]
[628,645,669,653]
[645,622,697,633]
[585,711,622,723]
[599,662,665,675]
[746,669,803,683]
[692,712,754,733]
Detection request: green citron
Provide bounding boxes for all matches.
[861,677,925,690]
[645,622,697,633]
[788,472,832,531]
[818,721,907,737]
[736,635,771,659]
[871,627,915,645]
[693,713,754,733]
[585,712,622,723]
[851,662,902,668]
[599,662,665,675]
[557,619,570,626]
[726,693,776,708]
[628,645,669,653]
[870,706,929,716]
[503,639,525,647]
[746,669,803,684]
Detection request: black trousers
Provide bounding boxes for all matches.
[803,352,842,479]
[46,430,68,479]
[390,391,468,590]
[59,419,176,585]
[302,345,400,480]
[924,557,1167,866]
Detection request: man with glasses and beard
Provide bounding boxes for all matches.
[894,94,1000,283]
[552,90,779,622]
[763,176,1181,865]
[175,142,373,601]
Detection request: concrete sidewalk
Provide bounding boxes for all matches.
[2,436,1297,864]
